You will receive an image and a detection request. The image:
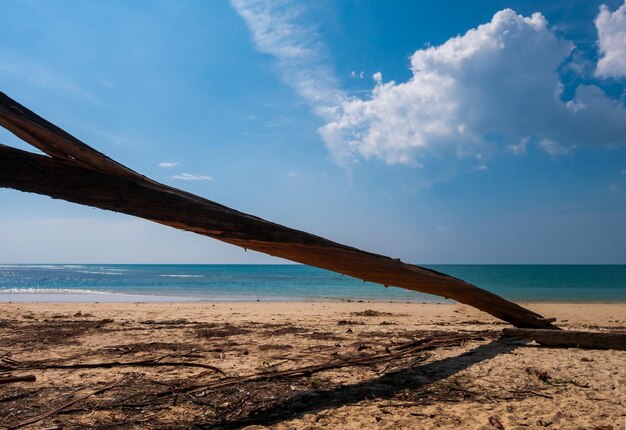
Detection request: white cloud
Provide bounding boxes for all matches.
[158,162,182,168]
[621,169,626,175]
[595,1,626,78]
[609,184,620,192]
[350,70,365,79]
[472,164,489,172]
[230,0,344,118]
[233,4,626,171]
[538,139,572,156]
[319,9,626,166]
[507,138,529,156]
[171,173,214,181]
[287,171,297,177]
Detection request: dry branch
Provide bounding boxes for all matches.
[0,375,36,385]
[0,91,557,329]
[20,358,225,375]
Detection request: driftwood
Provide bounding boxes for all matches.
[503,328,626,350]
[19,358,225,375]
[0,91,557,329]
[0,375,36,385]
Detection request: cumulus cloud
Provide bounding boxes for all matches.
[158,162,182,168]
[234,4,626,171]
[595,1,626,78]
[171,173,214,181]
[320,9,626,166]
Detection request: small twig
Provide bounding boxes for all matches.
[0,390,39,404]
[0,375,36,385]
[2,356,23,366]
[378,401,429,408]
[21,357,226,375]
[509,389,553,399]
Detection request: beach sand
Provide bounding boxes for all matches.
[0,301,624,429]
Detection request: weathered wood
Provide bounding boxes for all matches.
[0,92,140,178]
[0,375,36,385]
[0,91,558,329]
[503,328,626,350]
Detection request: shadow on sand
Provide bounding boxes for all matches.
[197,338,520,429]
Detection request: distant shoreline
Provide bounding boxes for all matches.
[1,291,625,304]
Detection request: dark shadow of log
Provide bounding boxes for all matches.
[195,339,518,429]
[503,328,626,350]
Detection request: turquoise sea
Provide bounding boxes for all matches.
[0,264,624,303]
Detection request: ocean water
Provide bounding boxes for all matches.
[0,264,624,303]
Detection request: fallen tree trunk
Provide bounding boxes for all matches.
[0,91,557,329]
[503,328,626,350]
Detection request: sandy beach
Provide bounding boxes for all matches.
[0,301,624,429]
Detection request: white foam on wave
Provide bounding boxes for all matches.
[0,289,206,303]
[0,288,114,295]
[158,274,204,278]
[77,270,124,275]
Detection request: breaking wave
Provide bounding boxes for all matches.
[0,288,115,295]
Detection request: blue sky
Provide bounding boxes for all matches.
[1,0,625,264]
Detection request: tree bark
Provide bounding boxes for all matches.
[0,91,558,329]
[503,328,626,350]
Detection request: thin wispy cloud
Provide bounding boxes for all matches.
[507,138,529,156]
[472,164,489,172]
[230,0,345,119]
[171,173,214,181]
[538,139,573,157]
[158,162,182,168]
[0,57,104,105]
